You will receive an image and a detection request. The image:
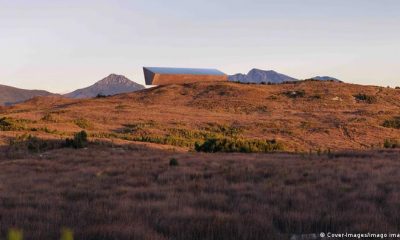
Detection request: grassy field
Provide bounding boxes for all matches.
[0,142,399,240]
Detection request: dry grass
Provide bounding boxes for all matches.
[0,81,399,152]
[0,142,399,239]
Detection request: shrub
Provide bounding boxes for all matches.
[8,134,62,153]
[395,86,400,89]
[74,118,92,129]
[26,136,49,152]
[65,131,88,149]
[41,113,56,122]
[195,138,283,153]
[382,116,400,129]
[284,90,306,98]
[353,93,377,104]
[384,139,399,148]
[310,94,322,99]
[169,158,179,166]
[119,121,157,133]
[40,127,63,135]
[0,117,26,131]
[201,123,243,138]
[96,94,108,98]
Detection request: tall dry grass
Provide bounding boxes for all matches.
[0,143,399,239]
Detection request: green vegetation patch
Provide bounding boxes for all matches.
[382,116,400,129]
[384,139,400,149]
[201,122,244,137]
[9,134,60,153]
[74,118,93,129]
[195,138,284,153]
[353,93,377,104]
[108,121,283,153]
[133,135,194,148]
[118,121,157,134]
[41,113,57,122]
[113,121,248,149]
[0,117,28,131]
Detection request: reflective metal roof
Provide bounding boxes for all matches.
[143,67,226,76]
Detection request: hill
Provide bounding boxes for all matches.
[1,80,399,151]
[229,68,298,83]
[0,84,53,106]
[64,74,145,99]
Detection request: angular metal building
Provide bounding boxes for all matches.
[143,67,228,85]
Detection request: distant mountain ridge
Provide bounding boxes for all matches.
[0,84,53,106]
[64,74,145,99]
[229,69,298,83]
[229,69,343,84]
[309,76,341,82]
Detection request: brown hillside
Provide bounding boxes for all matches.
[1,81,399,151]
[0,84,53,106]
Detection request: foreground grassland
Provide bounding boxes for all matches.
[0,144,399,240]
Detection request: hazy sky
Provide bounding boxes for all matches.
[1,0,399,93]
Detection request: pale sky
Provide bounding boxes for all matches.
[0,0,399,93]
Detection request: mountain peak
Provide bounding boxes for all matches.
[229,68,297,83]
[310,76,341,82]
[65,74,145,99]
[96,74,133,85]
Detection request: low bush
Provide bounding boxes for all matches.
[65,131,88,149]
[202,123,243,137]
[384,139,399,148]
[8,134,60,153]
[41,113,56,122]
[195,138,284,153]
[382,116,400,129]
[310,94,322,99]
[74,118,93,129]
[0,117,26,131]
[96,94,108,98]
[353,93,377,104]
[169,158,179,166]
[119,121,157,133]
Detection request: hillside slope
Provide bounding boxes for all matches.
[1,81,399,151]
[0,84,53,106]
[65,74,145,98]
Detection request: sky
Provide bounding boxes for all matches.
[0,0,399,93]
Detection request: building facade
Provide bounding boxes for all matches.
[143,67,227,85]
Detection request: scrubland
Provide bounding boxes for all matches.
[0,81,399,239]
